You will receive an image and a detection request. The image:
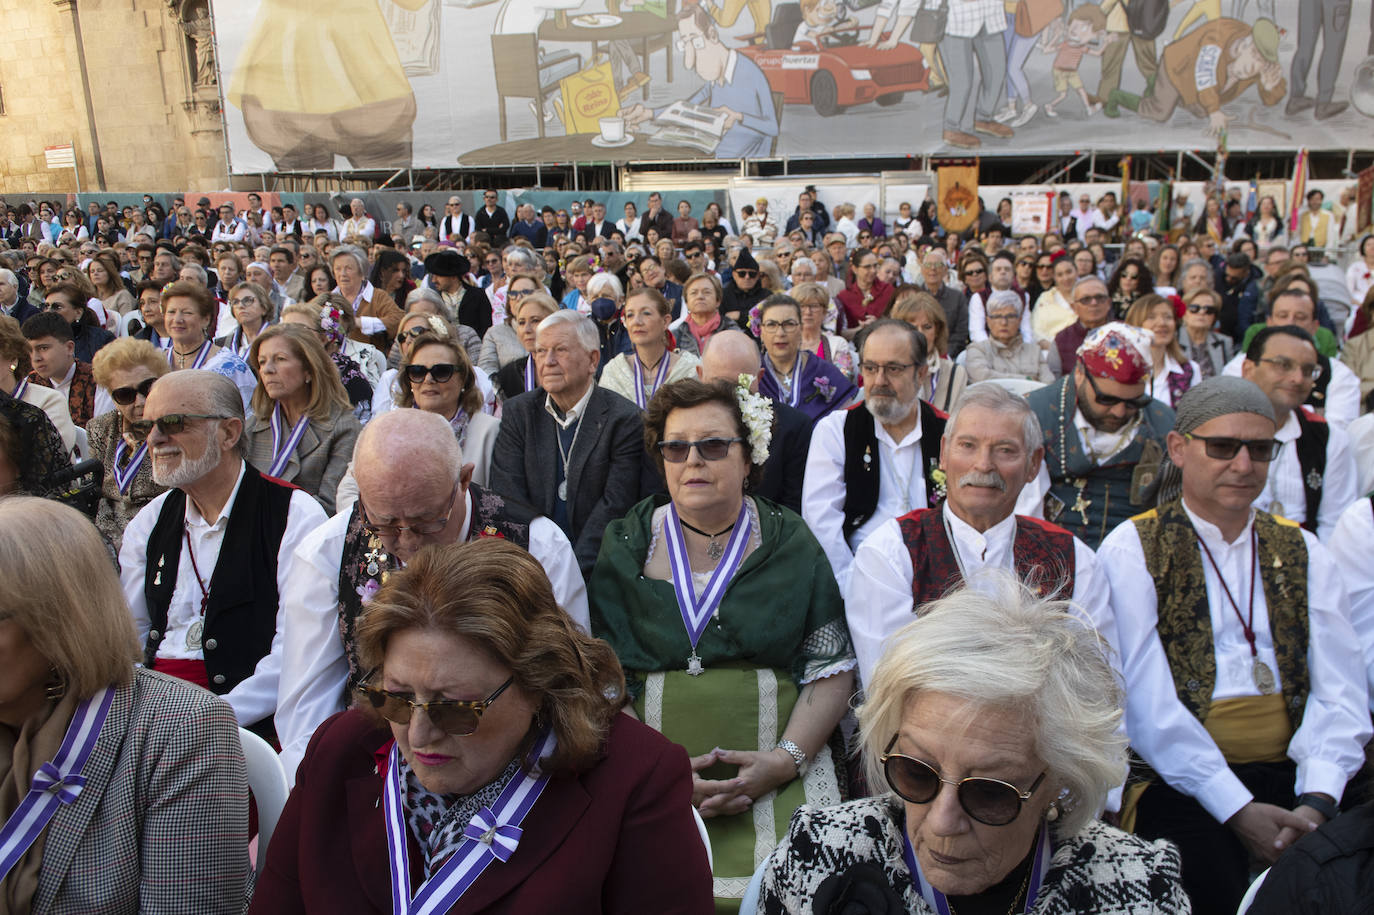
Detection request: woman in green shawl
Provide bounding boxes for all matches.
[589,377,855,913]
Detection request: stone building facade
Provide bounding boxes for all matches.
[0,0,229,194]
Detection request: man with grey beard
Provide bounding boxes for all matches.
[803,319,944,591]
[118,370,326,735]
[843,382,1118,687]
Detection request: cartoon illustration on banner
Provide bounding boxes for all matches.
[210,0,1374,172]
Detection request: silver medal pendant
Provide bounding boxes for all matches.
[1269,500,1286,518]
[186,619,204,652]
[558,480,568,501]
[705,539,724,561]
[1252,657,1277,694]
[366,560,380,576]
[687,652,704,676]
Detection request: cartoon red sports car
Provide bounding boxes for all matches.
[739,2,930,117]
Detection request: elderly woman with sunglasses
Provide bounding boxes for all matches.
[253,539,713,915]
[87,338,171,549]
[1176,287,1234,380]
[590,378,856,910]
[758,574,1189,915]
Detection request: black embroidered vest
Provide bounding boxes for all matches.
[897,508,1077,607]
[142,466,294,697]
[1131,501,1311,729]
[335,483,537,691]
[1292,408,1329,534]
[842,401,946,543]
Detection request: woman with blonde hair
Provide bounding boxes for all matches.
[280,299,377,422]
[88,338,170,548]
[397,329,499,485]
[890,288,968,412]
[1125,293,1199,407]
[494,289,560,401]
[792,281,856,380]
[0,497,250,912]
[243,322,360,514]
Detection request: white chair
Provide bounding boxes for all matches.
[738,856,770,914]
[71,426,89,463]
[1236,867,1269,914]
[239,727,290,876]
[692,806,713,872]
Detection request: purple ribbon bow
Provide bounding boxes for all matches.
[31,762,86,804]
[462,807,523,863]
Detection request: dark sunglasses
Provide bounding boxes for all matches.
[405,363,460,384]
[658,437,743,462]
[1186,304,1219,315]
[733,269,758,278]
[1184,433,1280,462]
[881,736,1046,826]
[110,377,157,406]
[127,413,228,439]
[356,673,513,737]
[1083,372,1153,409]
[963,267,986,276]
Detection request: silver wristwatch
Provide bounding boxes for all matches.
[776,739,809,778]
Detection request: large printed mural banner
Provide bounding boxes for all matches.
[212,0,1374,173]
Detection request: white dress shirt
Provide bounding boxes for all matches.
[1097,501,1371,823]
[967,289,1032,343]
[273,490,589,782]
[803,405,927,592]
[119,462,328,728]
[342,216,377,240]
[1251,410,1356,542]
[1017,407,1141,521]
[1221,351,1359,433]
[211,219,247,243]
[846,502,1118,687]
[1347,412,1374,499]
[1329,499,1374,714]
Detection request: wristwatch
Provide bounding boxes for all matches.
[776,739,809,778]
[1296,793,1339,822]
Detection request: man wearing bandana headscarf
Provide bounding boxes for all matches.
[1020,322,1175,548]
[1098,375,1370,915]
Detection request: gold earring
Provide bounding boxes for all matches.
[44,666,66,701]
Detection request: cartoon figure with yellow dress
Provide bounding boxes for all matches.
[227,0,429,170]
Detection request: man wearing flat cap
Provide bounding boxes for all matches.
[423,247,491,338]
[1099,376,1370,914]
[1021,322,1175,548]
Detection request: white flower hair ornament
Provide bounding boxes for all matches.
[425,315,449,337]
[735,374,773,466]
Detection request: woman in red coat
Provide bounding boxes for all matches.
[836,247,894,334]
[251,539,713,914]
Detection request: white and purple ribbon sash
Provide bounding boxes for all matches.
[9,378,28,402]
[268,402,310,477]
[0,685,115,883]
[383,728,557,915]
[523,358,536,392]
[902,819,1052,915]
[664,500,751,653]
[112,439,149,495]
[631,353,672,410]
[167,339,212,369]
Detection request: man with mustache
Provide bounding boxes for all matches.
[844,383,1116,685]
[119,371,327,737]
[803,319,944,592]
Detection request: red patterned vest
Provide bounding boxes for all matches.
[897,508,1078,607]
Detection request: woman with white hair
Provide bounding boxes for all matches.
[330,244,403,351]
[491,244,544,325]
[964,289,1054,384]
[586,270,633,367]
[760,574,1189,914]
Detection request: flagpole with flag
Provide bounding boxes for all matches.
[1289,149,1308,235]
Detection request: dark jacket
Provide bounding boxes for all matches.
[1249,800,1374,915]
[475,205,511,244]
[637,208,674,241]
[754,401,810,515]
[249,709,713,915]
[489,385,648,575]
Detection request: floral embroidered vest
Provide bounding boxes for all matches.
[896,508,1077,607]
[335,483,535,693]
[1131,500,1310,729]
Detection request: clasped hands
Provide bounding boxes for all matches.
[691,747,797,818]
[1227,798,1329,865]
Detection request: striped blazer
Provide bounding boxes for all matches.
[34,669,250,914]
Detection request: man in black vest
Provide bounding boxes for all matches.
[803,319,944,591]
[440,195,473,244]
[274,409,588,781]
[1241,326,1356,541]
[845,383,1115,685]
[119,370,327,734]
[1099,376,1369,914]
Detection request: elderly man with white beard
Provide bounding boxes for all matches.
[119,370,327,735]
[844,383,1118,688]
[804,319,944,592]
